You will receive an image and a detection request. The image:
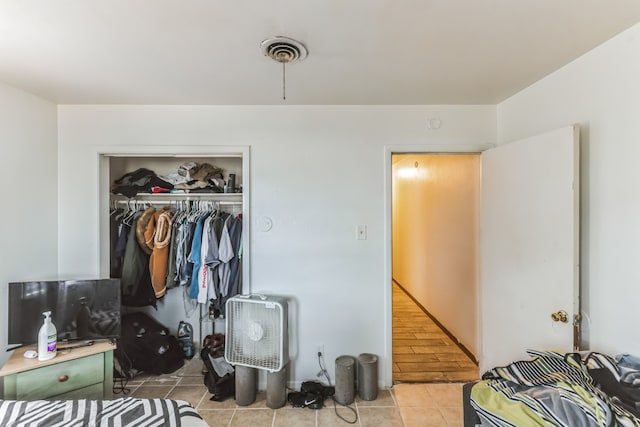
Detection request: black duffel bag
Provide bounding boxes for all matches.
[116,312,184,375]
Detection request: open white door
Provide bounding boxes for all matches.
[479,125,579,373]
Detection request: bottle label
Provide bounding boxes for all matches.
[47,335,57,352]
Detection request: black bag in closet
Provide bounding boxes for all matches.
[117,312,184,375]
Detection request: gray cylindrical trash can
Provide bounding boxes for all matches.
[335,355,356,405]
[357,353,378,401]
[266,364,288,409]
[235,365,257,406]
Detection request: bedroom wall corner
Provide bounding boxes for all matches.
[0,82,58,366]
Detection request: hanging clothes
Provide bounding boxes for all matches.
[164,215,179,291]
[201,212,225,315]
[225,215,243,299]
[109,199,242,314]
[120,211,156,308]
[217,215,235,297]
[188,213,208,300]
[197,214,215,304]
[145,208,172,298]
[177,213,196,286]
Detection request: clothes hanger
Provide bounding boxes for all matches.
[115,199,130,222]
[109,199,120,216]
[122,200,140,225]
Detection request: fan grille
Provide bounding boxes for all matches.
[225,296,288,372]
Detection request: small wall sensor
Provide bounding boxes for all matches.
[427,118,442,130]
[258,216,273,232]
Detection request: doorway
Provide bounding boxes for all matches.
[391,153,480,383]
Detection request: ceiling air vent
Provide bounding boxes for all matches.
[260,36,308,100]
[260,36,308,64]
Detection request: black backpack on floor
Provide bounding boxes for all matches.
[201,333,235,401]
[117,312,184,375]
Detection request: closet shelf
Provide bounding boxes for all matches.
[110,193,242,201]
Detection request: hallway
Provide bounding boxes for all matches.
[392,282,479,383]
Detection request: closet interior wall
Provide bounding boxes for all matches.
[100,152,248,353]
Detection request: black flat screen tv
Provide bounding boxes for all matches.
[7,279,121,348]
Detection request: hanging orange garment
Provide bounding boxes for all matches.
[145,208,172,298]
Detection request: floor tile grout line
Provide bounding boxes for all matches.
[389,388,399,408]
[226,409,236,427]
[194,389,208,411]
[163,382,176,400]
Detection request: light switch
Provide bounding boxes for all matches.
[356,225,367,240]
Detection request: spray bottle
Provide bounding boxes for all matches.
[38,311,57,361]
[177,321,194,359]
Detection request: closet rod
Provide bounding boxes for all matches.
[111,199,242,206]
[110,193,241,200]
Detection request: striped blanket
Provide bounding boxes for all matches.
[471,350,640,427]
[0,398,203,427]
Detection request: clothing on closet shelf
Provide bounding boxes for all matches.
[110,200,243,315]
[111,163,226,198]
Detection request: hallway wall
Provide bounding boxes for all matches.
[392,154,479,357]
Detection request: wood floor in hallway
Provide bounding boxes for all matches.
[392,282,480,383]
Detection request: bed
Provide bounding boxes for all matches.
[0,397,208,427]
[464,350,640,427]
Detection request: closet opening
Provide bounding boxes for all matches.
[97,147,250,357]
[390,153,479,383]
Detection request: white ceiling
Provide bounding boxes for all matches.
[1,1,639,105]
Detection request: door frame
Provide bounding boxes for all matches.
[383,143,493,387]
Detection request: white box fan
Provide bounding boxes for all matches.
[225,294,288,372]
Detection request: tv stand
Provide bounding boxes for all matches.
[0,341,114,400]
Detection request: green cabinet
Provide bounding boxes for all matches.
[0,342,114,400]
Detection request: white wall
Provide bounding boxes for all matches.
[498,23,640,356]
[0,82,57,366]
[57,105,495,386]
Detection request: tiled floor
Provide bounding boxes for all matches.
[124,359,465,426]
[121,283,476,426]
[393,282,479,383]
